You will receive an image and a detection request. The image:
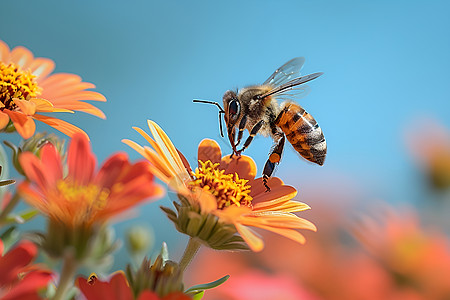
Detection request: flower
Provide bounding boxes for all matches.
[0,239,53,300]
[354,208,450,299]
[0,40,106,139]
[77,272,191,300]
[123,120,316,252]
[405,119,450,190]
[18,132,164,258]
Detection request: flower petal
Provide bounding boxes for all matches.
[32,114,88,139]
[67,133,96,184]
[0,111,10,130]
[235,223,264,252]
[198,139,222,165]
[251,185,297,207]
[77,272,133,300]
[4,110,36,139]
[0,241,37,286]
[15,99,36,115]
[220,155,257,180]
[3,270,53,300]
[10,46,34,69]
[0,40,10,62]
[29,58,55,81]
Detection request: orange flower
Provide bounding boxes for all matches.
[77,272,191,300]
[354,208,450,299]
[0,40,106,139]
[0,239,53,300]
[18,132,164,228]
[123,120,316,252]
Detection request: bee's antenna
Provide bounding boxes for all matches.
[193,99,225,137]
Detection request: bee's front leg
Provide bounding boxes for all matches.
[236,120,265,155]
[235,115,247,148]
[263,134,285,192]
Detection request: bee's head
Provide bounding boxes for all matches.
[223,90,241,127]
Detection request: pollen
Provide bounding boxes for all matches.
[189,160,253,209]
[56,180,110,211]
[0,62,40,110]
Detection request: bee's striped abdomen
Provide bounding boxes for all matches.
[275,103,327,165]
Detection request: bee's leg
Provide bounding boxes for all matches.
[235,115,248,148]
[263,133,285,192]
[236,120,265,155]
[228,126,237,158]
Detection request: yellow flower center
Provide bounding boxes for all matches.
[189,160,253,209]
[56,180,110,214]
[0,62,40,110]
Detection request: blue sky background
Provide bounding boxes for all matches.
[1,0,450,269]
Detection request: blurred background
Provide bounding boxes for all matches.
[2,0,450,299]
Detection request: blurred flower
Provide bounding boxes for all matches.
[214,270,318,300]
[0,40,106,139]
[354,208,450,299]
[77,272,191,300]
[406,119,450,190]
[18,132,164,259]
[0,239,53,300]
[123,120,316,252]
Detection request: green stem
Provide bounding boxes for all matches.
[0,192,20,225]
[179,237,202,273]
[52,252,78,300]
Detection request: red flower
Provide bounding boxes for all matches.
[18,133,164,228]
[77,272,191,300]
[0,239,53,300]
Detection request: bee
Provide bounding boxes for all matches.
[194,57,326,191]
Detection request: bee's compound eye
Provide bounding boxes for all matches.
[229,99,240,120]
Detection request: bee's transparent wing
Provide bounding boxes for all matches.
[273,85,311,101]
[263,57,305,87]
[261,72,323,100]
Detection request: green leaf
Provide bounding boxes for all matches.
[185,275,230,295]
[5,209,39,224]
[0,226,19,250]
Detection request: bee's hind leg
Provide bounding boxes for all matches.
[263,134,285,192]
[236,120,265,155]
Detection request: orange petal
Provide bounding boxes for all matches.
[30,58,55,81]
[32,98,73,113]
[220,155,257,180]
[235,223,264,252]
[40,82,96,98]
[250,177,284,197]
[253,200,310,213]
[250,224,307,244]
[10,46,34,70]
[15,99,36,115]
[147,120,189,180]
[40,143,64,185]
[0,111,10,130]
[39,73,82,89]
[48,91,107,103]
[251,185,297,206]
[51,100,105,118]
[32,114,89,139]
[4,110,36,139]
[243,213,317,231]
[122,139,171,184]
[0,40,10,62]
[67,133,96,185]
[198,139,222,165]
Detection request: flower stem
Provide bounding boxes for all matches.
[53,252,78,300]
[0,192,20,226]
[179,237,201,273]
